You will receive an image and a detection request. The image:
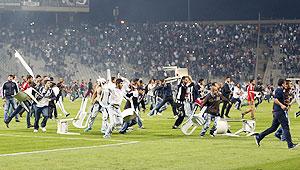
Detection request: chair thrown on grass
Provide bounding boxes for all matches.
[57,118,80,135]
[234,119,256,136]
[72,97,90,128]
[181,99,206,135]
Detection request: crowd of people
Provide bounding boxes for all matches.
[1,72,300,149]
[262,23,300,77]
[0,21,299,83]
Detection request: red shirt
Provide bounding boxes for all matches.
[247,84,255,101]
[21,82,30,91]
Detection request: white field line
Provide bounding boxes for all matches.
[0,134,124,142]
[0,141,139,157]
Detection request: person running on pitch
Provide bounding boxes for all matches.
[33,79,56,132]
[56,78,70,117]
[146,79,156,110]
[224,83,243,116]
[200,82,231,137]
[5,75,34,128]
[274,80,293,141]
[2,75,19,123]
[220,77,232,118]
[241,79,256,120]
[84,78,109,133]
[152,80,167,115]
[254,79,298,149]
[294,80,300,117]
[148,78,178,116]
[103,78,126,138]
[172,76,198,129]
[119,80,144,134]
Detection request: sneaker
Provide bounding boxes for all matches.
[4,121,9,128]
[119,131,126,134]
[41,127,46,132]
[127,127,134,132]
[15,120,20,122]
[295,111,300,118]
[225,115,231,118]
[103,134,111,139]
[66,113,70,117]
[84,127,92,132]
[172,125,178,129]
[200,133,205,138]
[157,112,162,116]
[210,133,215,137]
[289,143,298,150]
[274,133,282,141]
[33,129,38,133]
[148,110,157,116]
[241,113,245,119]
[100,129,106,134]
[27,125,34,128]
[254,134,261,147]
[281,138,287,142]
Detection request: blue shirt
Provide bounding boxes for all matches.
[163,83,173,98]
[273,87,285,112]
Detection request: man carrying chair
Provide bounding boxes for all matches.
[5,75,34,128]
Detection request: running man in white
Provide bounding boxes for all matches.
[293,80,300,117]
[103,78,126,138]
[295,80,300,107]
[85,78,110,133]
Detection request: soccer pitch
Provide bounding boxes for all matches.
[0,99,300,170]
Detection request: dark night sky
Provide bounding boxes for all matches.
[83,0,300,22]
[1,0,300,24]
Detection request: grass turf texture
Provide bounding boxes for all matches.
[0,99,300,170]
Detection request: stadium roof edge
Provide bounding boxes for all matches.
[160,19,300,25]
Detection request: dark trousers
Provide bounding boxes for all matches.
[6,100,32,127]
[174,102,185,126]
[140,99,146,110]
[221,101,229,117]
[120,117,143,133]
[48,104,58,119]
[265,95,271,103]
[257,111,293,148]
[154,96,178,116]
[255,97,263,107]
[225,97,241,116]
[34,105,49,130]
[174,102,194,127]
[275,127,287,141]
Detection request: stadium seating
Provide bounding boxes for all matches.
[0,22,299,83]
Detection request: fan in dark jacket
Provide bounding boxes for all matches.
[220,77,232,118]
[200,82,231,137]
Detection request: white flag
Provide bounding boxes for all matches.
[15,50,35,78]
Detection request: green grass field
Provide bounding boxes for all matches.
[0,99,300,170]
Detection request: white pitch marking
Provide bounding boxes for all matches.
[0,141,139,157]
[0,134,125,142]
